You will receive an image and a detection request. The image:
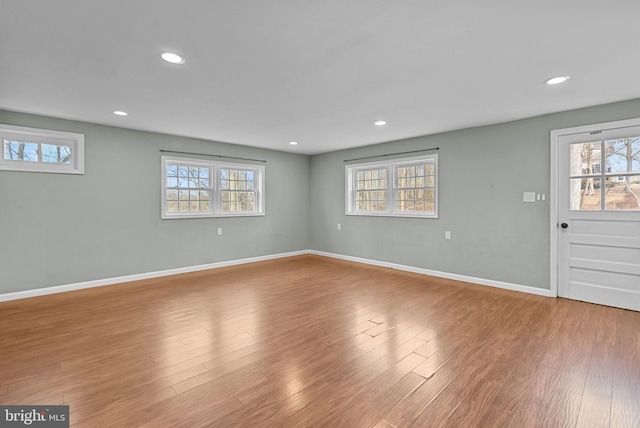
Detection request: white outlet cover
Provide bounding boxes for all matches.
[523,192,536,202]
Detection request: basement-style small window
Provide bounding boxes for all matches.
[0,124,85,174]
[162,156,264,219]
[346,154,438,218]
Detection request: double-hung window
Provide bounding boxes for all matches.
[0,124,84,174]
[219,167,259,213]
[162,156,264,219]
[346,154,438,218]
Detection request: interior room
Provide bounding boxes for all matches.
[1,1,639,427]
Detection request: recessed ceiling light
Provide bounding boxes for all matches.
[161,52,185,64]
[545,76,570,85]
[289,141,298,145]
[374,120,387,126]
[113,110,128,116]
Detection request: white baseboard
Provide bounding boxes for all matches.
[309,250,554,297]
[0,250,309,303]
[0,249,553,303]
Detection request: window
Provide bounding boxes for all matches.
[354,167,388,212]
[0,124,84,174]
[162,156,264,218]
[164,160,213,216]
[346,154,438,218]
[569,137,640,211]
[220,168,258,213]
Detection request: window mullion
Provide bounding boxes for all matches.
[210,165,215,214]
[353,169,358,211]
[600,140,605,211]
[389,165,396,215]
[213,164,219,215]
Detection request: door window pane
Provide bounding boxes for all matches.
[605,175,640,211]
[570,142,601,176]
[605,137,640,174]
[570,178,601,211]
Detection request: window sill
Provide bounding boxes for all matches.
[162,212,265,220]
[345,212,438,219]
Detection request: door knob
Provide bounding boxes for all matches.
[561,223,568,229]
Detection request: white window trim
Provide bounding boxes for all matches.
[345,154,438,218]
[0,124,85,174]
[215,161,265,217]
[161,156,265,219]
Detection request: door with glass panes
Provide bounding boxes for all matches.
[556,121,640,311]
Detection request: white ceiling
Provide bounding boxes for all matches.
[2,1,640,155]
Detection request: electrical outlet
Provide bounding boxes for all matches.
[337,223,341,230]
[217,227,223,236]
[445,231,451,240]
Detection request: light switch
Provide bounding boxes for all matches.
[337,223,341,230]
[445,231,451,240]
[217,227,223,236]
[523,192,536,202]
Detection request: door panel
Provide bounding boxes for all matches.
[571,242,640,262]
[571,268,639,291]
[570,219,640,236]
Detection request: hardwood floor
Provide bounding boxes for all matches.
[1,254,639,427]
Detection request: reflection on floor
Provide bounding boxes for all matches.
[1,255,638,427]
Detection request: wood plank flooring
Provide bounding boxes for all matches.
[1,254,639,427]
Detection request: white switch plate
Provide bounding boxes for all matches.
[445,231,451,240]
[217,227,223,236]
[337,223,341,230]
[523,192,536,202]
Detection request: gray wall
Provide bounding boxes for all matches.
[310,98,640,290]
[3,98,640,294]
[0,110,310,293]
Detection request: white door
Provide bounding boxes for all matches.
[554,119,640,312]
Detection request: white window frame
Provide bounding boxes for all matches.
[0,124,84,174]
[161,156,265,219]
[162,157,214,219]
[345,154,438,218]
